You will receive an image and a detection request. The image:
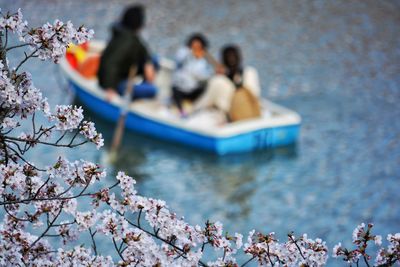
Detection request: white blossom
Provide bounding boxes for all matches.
[79,121,104,149]
[352,222,365,242]
[75,211,98,231]
[0,8,27,36]
[375,235,382,246]
[52,105,84,131]
[332,242,342,258]
[0,117,19,129]
[235,233,243,249]
[24,19,93,63]
[56,247,113,266]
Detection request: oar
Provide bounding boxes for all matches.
[109,65,137,162]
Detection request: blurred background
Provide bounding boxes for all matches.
[2,0,400,265]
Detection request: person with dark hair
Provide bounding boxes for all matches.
[97,4,157,101]
[222,45,243,87]
[185,33,209,50]
[171,33,213,116]
[194,44,260,117]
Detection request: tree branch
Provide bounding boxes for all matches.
[240,256,256,267]
[89,227,98,256]
[29,203,64,249]
[15,49,40,73]
[5,135,88,148]
[6,43,30,51]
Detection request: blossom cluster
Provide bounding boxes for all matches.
[1,156,399,266]
[79,121,104,149]
[0,9,103,152]
[47,156,106,186]
[0,65,48,120]
[333,223,399,266]
[375,233,400,266]
[242,230,328,266]
[0,8,27,36]
[0,8,93,63]
[51,105,84,131]
[24,19,94,63]
[56,247,113,267]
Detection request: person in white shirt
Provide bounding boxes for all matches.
[172,33,213,115]
[194,44,260,115]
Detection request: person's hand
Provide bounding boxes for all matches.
[105,88,119,102]
[215,64,225,75]
[144,62,155,83]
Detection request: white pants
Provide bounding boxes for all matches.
[194,75,235,113]
[194,66,260,113]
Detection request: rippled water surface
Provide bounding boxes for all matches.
[2,0,400,265]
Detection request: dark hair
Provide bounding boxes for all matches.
[221,44,242,70]
[121,5,145,31]
[186,33,209,49]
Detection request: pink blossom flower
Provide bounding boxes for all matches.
[52,105,84,131]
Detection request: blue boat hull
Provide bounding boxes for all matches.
[69,81,300,155]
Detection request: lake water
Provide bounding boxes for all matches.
[2,0,400,265]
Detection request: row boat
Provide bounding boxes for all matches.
[59,41,301,155]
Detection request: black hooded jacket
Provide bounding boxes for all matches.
[97,24,150,89]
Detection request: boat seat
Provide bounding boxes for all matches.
[131,99,164,110]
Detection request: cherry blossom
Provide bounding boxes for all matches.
[51,105,84,131]
[24,19,94,63]
[75,210,98,231]
[0,8,27,36]
[56,247,113,267]
[374,233,400,266]
[79,121,104,149]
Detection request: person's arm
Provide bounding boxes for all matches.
[137,37,156,83]
[191,60,214,82]
[174,47,190,69]
[243,66,261,97]
[144,61,155,83]
[104,88,119,101]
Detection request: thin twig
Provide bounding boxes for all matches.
[6,146,46,171]
[55,131,68,145]
[29,203,64,249]
[67,130,81,146]
[4,29,8,49]
[363,256,371,267]
[32,177,51,199]
[240,256,256,267]
[288,234,306,260]
[5,135,88,148]
[137,209,142,228]
[0,182,119,206]
[89,227,98,256]
[6,43,30,51]
[15,49,39,73]
[267,243,275,267]
[3,204,30,222]
[112,237,125,262]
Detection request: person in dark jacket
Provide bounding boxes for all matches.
[97,5,157,101]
